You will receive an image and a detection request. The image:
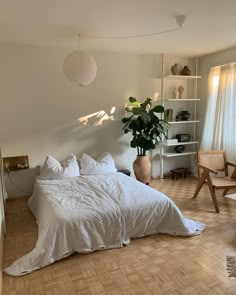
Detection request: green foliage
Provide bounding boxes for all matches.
[122,97,168,155]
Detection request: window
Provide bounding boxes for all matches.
[201,63,236,162]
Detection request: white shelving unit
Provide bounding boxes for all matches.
[157,55,201,178]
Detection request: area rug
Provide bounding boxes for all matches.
[226,256,236,277]
[224,193,236,201]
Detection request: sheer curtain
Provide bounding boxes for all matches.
[201,63,236,162]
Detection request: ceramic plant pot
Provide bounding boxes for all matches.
[133,155,151,185]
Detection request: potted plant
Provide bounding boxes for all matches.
[121,97,168,184]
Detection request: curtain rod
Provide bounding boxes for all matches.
[210,59,236,69]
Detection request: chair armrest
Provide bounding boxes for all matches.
[198,163,218,174]
[226,161,236,168]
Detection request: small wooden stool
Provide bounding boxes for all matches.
[170,167,189,180]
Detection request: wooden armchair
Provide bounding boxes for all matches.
[193,150,236,213]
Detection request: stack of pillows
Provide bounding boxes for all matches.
[40,152,117,179]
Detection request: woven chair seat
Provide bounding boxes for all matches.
[211,176,236,187]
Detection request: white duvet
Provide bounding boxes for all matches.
[4,173,205,276]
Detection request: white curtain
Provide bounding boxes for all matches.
[201,63,236,162]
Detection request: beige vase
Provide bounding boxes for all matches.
[133,155,151,185]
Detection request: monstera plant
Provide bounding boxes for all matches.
[121,97,168,184]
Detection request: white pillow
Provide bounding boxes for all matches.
[80,152,117,175]
[40,154,80,179]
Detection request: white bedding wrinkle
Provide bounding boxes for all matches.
[4,173,206,276]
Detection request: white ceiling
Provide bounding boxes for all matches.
[1,0,236,57]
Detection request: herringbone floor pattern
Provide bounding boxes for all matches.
[3,178,236,295]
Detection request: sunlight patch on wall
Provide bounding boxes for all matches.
[78,107,116,126]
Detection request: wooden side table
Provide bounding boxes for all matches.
[118,169,131,176]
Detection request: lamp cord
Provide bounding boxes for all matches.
[7,172,31,196]
[80,25,181,39]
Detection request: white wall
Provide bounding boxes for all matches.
[0,44,163,181]
[197,46,236,141]
[1,43,214,191]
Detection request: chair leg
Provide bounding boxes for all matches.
[208,185,220,213]
[193,176,205,199]
[223,188,230,196]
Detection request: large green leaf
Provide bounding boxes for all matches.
[141,112,151,124]
[121,117,129,123]
[151,105,164,113]
[130,138,137,148]
[129,97,137,103]
[132,107,142,115]
[128,97,139,107]
[142,133,150,140]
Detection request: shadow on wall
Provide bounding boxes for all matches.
[53,106,129,159]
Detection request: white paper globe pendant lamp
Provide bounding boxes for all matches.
[63,35,97,86]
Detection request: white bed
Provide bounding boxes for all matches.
[4,172,205,276]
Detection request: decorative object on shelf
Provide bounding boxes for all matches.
[176,110,191,121]
[153,92,160,101]
[174,145,185,153]
[178,85,184,98]
[165,139,178,144]
[121,97,169,184]
[171,63,179,75]
[171,63,183,75]
[164,109,173,121]
[176,134,191,142]
[181,65,191,76]
[173,88,179,99]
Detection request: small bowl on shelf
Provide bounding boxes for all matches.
[174,145,185,153]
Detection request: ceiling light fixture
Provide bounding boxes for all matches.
[63,34,97,86]
[63,15,187,86]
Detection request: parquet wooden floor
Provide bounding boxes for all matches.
[3,177,236,295]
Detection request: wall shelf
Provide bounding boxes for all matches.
[166,98,200,101]
[168,120,200,124]
[165,75,202,80]
[160,141,199,147]
[158,151,197,158]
